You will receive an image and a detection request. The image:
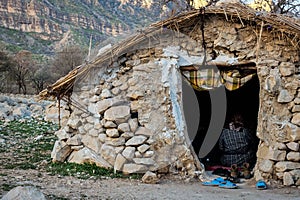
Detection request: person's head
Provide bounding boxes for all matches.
[231,113,244,128]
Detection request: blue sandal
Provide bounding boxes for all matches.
[219,181,238,189]
[202,177,226,186]
[256,180,267,190]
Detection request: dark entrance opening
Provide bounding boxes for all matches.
[183,74,260,169]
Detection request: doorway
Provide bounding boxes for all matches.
[183,73,260,169]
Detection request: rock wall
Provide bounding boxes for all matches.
[51,48,197,177]
[255,43,300,186]
[51,16,300,185]
[0,0,172,54]
[0,0,127,40]
[178,17,300,186]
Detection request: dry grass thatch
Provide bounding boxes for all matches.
[39,2,300,100]
[152,2,300,36]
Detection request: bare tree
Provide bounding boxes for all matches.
[10,50,33,94]
[0,49,14,92]
[0,45,87,94]
[159,0,191,15]
[160,0,299,17]
[51,45,88,79]
[0,50,11,72]
[271,0,300,16]
[30,64,54,93]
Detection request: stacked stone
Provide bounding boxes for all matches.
[51,49,197,177]
[179,20,257,61]
[51,17,300,185]
[179,18,300,186]
[256,57,300,186]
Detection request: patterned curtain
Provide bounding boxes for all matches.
[181,68,256,91]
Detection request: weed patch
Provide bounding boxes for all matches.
[0,118,142,181]
[0,118,58,170]
[47,162,141,180]
[1,183,16,191]
[46,194,69,200]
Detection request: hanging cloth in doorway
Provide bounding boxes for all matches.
[181,68,256,91]
[220,70,256,91]
[181,68,223,91]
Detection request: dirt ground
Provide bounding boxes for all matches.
[0,119,300,200]
[1,168,300,200]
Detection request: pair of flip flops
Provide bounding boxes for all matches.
[256,180,267,190]
[202,177,238,189]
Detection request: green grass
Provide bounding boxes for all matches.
[0,118,58,169]
[0,118,142,180]
[4,44,23,53]
[46,194,69,200]
[1,183,16,192]
[47,162,141,180]
[0,27,55,56]
[5,163,36,170]
[0,118,59,136]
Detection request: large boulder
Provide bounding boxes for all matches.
[104,106,131,124]
[1,186,46,200]
[0,102,11,119]
[67,147,112,168]
[51,141,72,162]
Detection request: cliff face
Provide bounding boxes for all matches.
[0,0,170,55]
[1,0,63,40]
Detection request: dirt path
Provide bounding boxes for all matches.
[1,119,300,200]
[1,168,300,200]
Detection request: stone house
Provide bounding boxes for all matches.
[40,2,300,186]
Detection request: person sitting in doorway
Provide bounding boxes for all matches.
[218,113,256,168]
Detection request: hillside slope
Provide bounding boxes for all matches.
[0,0,172,55]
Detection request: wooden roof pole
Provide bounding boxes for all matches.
[57,94,61,128]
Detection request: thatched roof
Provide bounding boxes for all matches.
[153,2,300,36]
[39,2,300,100]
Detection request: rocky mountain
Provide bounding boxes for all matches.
[0,0,174,55]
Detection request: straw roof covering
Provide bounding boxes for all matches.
[153,2,300,36]
[39,2,300,100]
